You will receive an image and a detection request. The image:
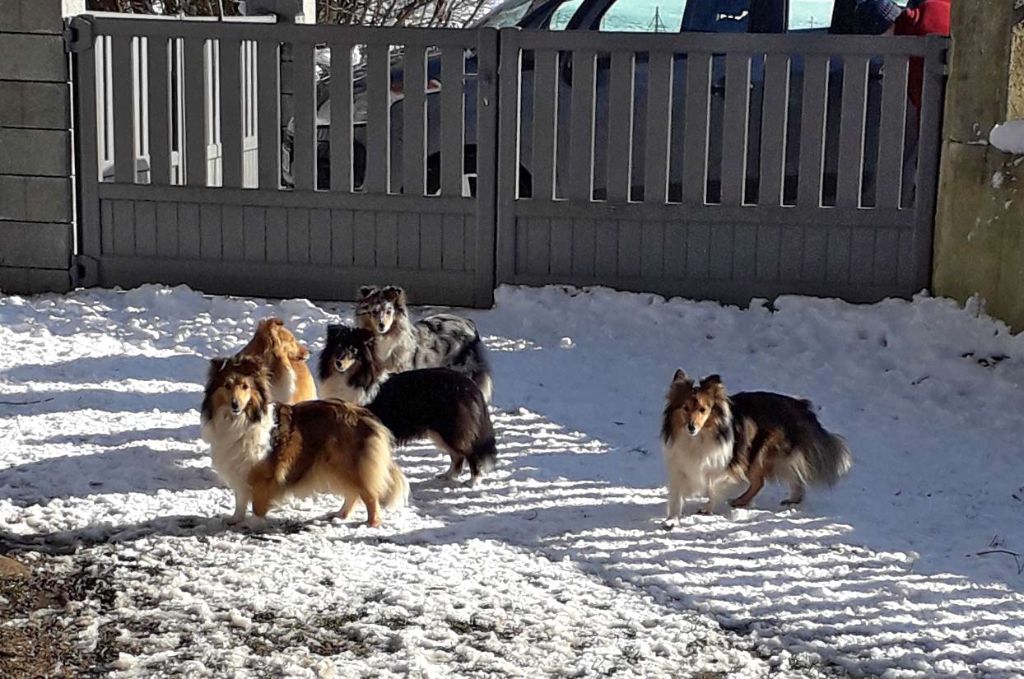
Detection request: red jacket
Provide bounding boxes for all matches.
[894,0,952,109]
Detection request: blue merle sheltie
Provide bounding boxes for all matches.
[661,370,852,521]
[319,324,498,486]
[355,285,493,402]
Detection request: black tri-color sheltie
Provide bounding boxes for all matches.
[318,324,498,486]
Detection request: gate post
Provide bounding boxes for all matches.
[933,2,1024,329]
[0,0,83,294]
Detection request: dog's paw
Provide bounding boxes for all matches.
[225,514,246,526]
[696,506,715,516]
[780,498,803,508]
[661,518,679,530]
[728,498,751,509]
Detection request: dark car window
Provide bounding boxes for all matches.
[599,0,687,31]
[681,0,751,32]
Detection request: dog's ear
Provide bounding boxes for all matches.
[207,357,230,382]
[358,285,377,300]
[381,285,406,307]
[354,327,375,346]
[672,368,690,384]
[290,343,310,361]
[700,374,725,395]
[263,317,284,328]
[326,323,345,344]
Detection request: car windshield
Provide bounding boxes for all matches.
[788,0,834,30]
[600,0,687,31]
[475,0,536,27]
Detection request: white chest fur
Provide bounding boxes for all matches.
[663,428,734,498]
[201,406,276,494]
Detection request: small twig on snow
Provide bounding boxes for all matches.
[973,549,1024,575]
[0,398,55,406]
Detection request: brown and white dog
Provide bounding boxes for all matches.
[661,370,852,521]
[236,317,317,404]
[200,355,407,526]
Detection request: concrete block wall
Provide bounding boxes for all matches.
[0,0,81,294]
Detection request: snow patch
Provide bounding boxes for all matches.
[990,120,1024,154]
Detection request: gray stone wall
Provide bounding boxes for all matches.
[0,0,80,294]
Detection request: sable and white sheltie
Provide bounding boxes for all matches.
[319,324,498,486]
[236,317,317,405]
[355,285,494,403]
[200,355,408,526]
[661,370,852,520]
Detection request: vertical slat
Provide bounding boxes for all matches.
[644,51,672,205]
[515,222,530,274]
[220,38,243,189]
[440,47,464,196]
[734,223,757,278]
[873,228,898,286]
[309,209,331,265]
[156,202,178,257]
[911,37,946,290]
[495,27,522,282]
[779,225,803,280]
[242,207,266,261]
[222,205,244,257]
[755,225,780,280]
[618,222,641,277]
[663,224,687,280]
[720,53,751,206]
[836,56,870,208]
[292,41,316,191]
[147,37,171,186]
[525,218,549,274]
[257,39,280,190]
[419,212,443,269]
[532,50,558,201]
[74,22,102,259]
[474,28,500,304]
[397,212,421,268]
[135,201,156,256]
[375,212,398,268]
[682,52,711,205]
[850,229,875,285]
[184,38,207,187]
[353,210,376,266]
[709,224,733,279]
[758,53,789,206]
[330,42,353,192]
[113,201,135,255]
[594,219,617,276]
[550,218,572,275]
[827,226,852,283]
[199,204,222,259]
[572,219,596,277]
[330,209,354,265]
[443,214,466,270]
[686,223,711,278]
[364,43,390,194]
[111,36,135,184]
[607,52,634,203]
[101,200,114,254]
[875,55,908,209]
[797,55,829,207]
[265,207,288,262]
[569,50,596,202]
[802,226,827,281]
[402,46,426,196]
[287,208,310,263]
[640,221,664,278]
[178,204,200,258]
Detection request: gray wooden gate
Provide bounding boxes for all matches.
[495,29,947,304]
[68,15,947,308]
[68,14,498,307]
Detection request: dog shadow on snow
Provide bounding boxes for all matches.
[361,406,1024,676]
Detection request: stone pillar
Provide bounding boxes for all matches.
[932,1,1024,329]
[0,1,82,294]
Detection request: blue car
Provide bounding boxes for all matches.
[283,0,900,204]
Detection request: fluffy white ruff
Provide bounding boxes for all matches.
[201,403,275,523]
[318,369,382,406]
[270,362,297,404]
[663,419,736,520]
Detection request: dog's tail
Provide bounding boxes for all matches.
[380,461,410,510]
[791,412,852,487]
[467,397,498,475]
[453,332,493,404]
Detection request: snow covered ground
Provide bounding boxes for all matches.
[1,284,1023,677]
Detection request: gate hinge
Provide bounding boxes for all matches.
[71,255,100,288]
[63,17,95,54]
